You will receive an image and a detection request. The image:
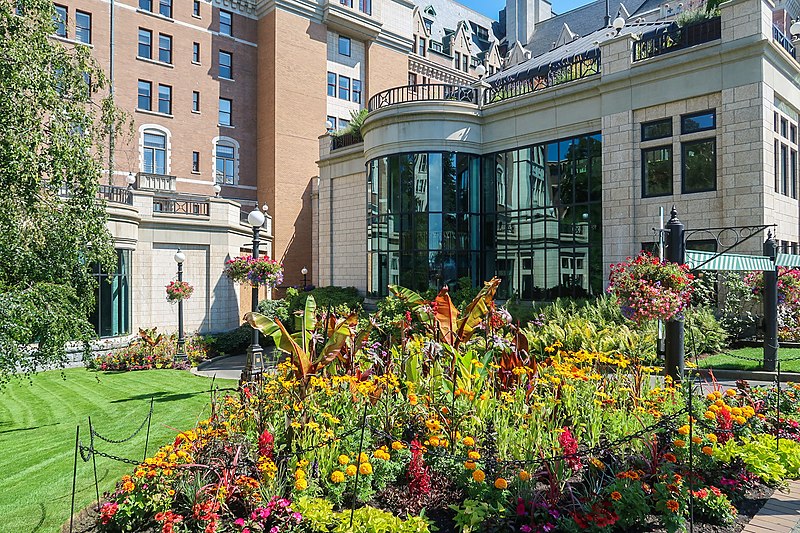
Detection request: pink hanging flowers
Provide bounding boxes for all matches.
[165,280,194,302]
[223,255,284,288]
[607,251,694,323]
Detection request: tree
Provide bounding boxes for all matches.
[0,0,127,384]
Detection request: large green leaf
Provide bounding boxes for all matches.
[388,285,433,326]
[301,294,317,354]
[315,313,359,369]
[243,312,293,354]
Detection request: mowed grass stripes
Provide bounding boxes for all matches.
[0,368,234,532]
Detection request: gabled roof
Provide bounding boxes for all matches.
[413,0,501,56]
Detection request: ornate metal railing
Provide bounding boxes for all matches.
[97,184,133,205]
[367,84,477,112]
[484,51,601,105]
[632,17,721,62]
[331,131,363,151]
[137,172,176,192]
[773,24,796,57]
[153,195,209,216]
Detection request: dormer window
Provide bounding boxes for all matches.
[423,18,433,33]
[475,25,489,41]
[423,5,436,16]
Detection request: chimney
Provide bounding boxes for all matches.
[505,0,553,47]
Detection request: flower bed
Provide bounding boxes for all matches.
[87,328,210,371]
[96,282,800,533]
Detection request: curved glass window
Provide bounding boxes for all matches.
[89,249,131,338]
[367,133,603,300]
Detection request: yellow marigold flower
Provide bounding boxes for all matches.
[735,416,746,425]
[704,411,716,420]
[346,465,357,476]
[468,450,481,460]
[338,454,350,465]
[674,439,686,448]
[714,399,725,408]
[429,436,441,447]
[678,425,690,436]
[295,478,308,491]
[462,436,475,447]
[295,469,306,480]
[731,407,742,416]
[464,460,477,470]
[494,478,508,490]
[358,452,369,464]
[392,441,404,450]
[726,389,736,397]
[331,470,345,483]
[706,433,718,443]
[519,470,531,481]
[706,393,716,401]
[408,394,418,406]
[122,481,135,493]
[472,469,486,483]
[359,463,373,475]
[702,446,714,456]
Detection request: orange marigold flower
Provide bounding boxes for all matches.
[664,453,677,463]
[691,436,703,444]
[494,478,508,489]
[122,481,135,493]
[468,450,481,460]
[519,470,531,481]
[674,439,686,448]
[345,465,357,476]
[610,491,622,501]
[702,446,714,456]
[462,436,475,447]
[472,469,486,483]
[666,500,680,512]
[464,460,477,470]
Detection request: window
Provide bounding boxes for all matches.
[326,116,337,131]
[139,0,151,11]
[54,5,67,37]
[642,118,672,141]
[137,80,152,110]
[454,52,460,69]
[462,54,469,72]
[773,102,799,199]
[192,151,200,172]
[192,42,200,63]
[475,25,489,40]
[681,110,716,134]
[682,139,716,193]
[75,11,91,44]
[219,10,232,36]
[340,118,349,130]
[159,0,171,18]
[192,91,200,112]
[143,130,166,174]
[327,72,336,97]
[89,250,131,338]
[219,98,231,126]
[338,75,350,100]
[359,0,371,14]
[219,50,232,79]
[642,146,673,197]
[138,28,152,58]
[193,0,200,16]
[158,33,172,63]
[408,72,417,85]
[352,79,361,104]
[215,142,236,184]
[157,84,172,115]
[418,37,426,57]
[338,36,351,56]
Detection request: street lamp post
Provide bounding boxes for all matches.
[241,207,265,383]
[174,249,186,362]
[301,266,308,291]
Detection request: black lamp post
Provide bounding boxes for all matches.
[241,207,265,383]
[301,266,308,291]
[174,249,186,362]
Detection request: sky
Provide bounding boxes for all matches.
[458,0,594,18]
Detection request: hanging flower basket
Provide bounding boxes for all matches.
[166,280,194,302]
[223,255,284,288]
[744,267,800,308]
[608,252,694,323]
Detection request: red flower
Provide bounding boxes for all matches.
[408,438,431,495]
[258,429,274,459]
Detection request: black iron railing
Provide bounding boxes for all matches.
[367,84,477,112]
[633,17,721,62]
[331,132,363,151]
[153,196,210,216]
[97,184,133,205]
[773,24,796,57]
[484,52,601,105]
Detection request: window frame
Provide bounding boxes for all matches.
[75,10,91,44]
[219,97,232,126]
[338,75,350,101]
[192,0,200,17]
[352,79,362,104]
[158,0,171,18]
[53,4,67,37]
[157,84,172,115]
[681,109,716,134]
[641,118,672,141]
[192,42,200,63]
[219,50,233,79]
[192,151,200,172]
[327,72,336,97]
[641,145,674,198]
[137,28,152,59]
[338,36,351,57]
[137,80,152,111]
[192,91,200,113]
[214,141,237,184]
[681,138,717,193]
[158,33,172,64]
[326,116,337,132]
[219,10,232,36]
[142,130,167,174]
[139,0,152,11]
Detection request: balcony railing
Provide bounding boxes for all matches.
[484,51,601,105]
[97,184,133,205]
[153,195,210,216]
[773,24,796,58]
[331,131,363,151]
[368,84,477,112]
[632,17,721,62]
[137,172,176,192]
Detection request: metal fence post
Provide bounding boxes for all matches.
[763,232,778,371]
[665,207,686,382]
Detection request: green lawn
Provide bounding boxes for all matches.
[698,346,800,372]
[0,368,235,532]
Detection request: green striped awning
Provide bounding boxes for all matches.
[685,250,775,271]
[776,253,800,267]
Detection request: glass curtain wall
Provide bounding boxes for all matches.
[367,133,602,299]
[89,249,131,337]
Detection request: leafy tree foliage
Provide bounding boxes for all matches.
[0,0,126,384]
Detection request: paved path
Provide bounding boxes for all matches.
[744,480,800,533]
[192,354,246,381]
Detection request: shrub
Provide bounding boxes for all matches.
[258,297,290,324]
[205,325,253,357]
[289,286,364,318]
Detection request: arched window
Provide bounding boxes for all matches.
[140,124,171,175]
[213,137,239,185]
